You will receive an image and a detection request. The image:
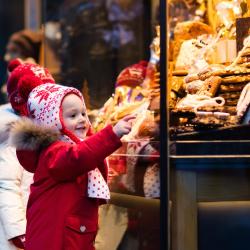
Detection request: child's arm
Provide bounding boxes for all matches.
[47,115,135,181]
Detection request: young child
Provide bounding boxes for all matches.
[10,62,134,250]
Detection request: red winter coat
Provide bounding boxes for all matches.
[12,121,121,250]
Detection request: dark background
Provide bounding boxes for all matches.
[0,0,24,103]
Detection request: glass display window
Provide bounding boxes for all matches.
[43,1,161,249]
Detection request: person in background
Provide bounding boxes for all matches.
[0,59,56,250]
[107,0,144,72]
[59,0,114,109]
[4,29,42,64]
[1,29,42,104]
[9,59,135,250]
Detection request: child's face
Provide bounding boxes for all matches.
[62,94,90,139]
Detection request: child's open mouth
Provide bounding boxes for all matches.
[76,127,85,131]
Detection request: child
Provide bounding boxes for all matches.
[10,62,134,250]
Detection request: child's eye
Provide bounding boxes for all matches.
[82,113,85,116]
[71,114,76,118]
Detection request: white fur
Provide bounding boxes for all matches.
[9,117,60,150]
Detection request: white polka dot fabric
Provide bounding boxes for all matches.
[88,168,110,199]
[121,140,149,192]
[143,163,160,198]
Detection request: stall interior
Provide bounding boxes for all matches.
[168,0,250,137]
[168,1,250,250]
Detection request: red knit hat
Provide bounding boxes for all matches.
[7,59,55,116]
[116,60,148,87]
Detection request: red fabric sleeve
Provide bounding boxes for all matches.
[46,125,121,181]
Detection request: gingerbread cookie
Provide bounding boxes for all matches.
[220,83,246,92]
[225,99,238,106]
[219,92,241,99]
[239,62,250,68]
[240,48,250,57]
[197,76,222,97]
[196,105,236,114]
[184,74,199,83]
[172,70,188,76]
[221,75,250,84]
[235,57,250,64]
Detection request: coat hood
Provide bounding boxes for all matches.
[23,83,90,144]
[9,117,60,173]
[10,117,60,151]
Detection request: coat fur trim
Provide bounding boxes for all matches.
[9,117,60,150]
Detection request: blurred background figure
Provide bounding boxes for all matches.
[4,29,42,64]
[0,29,42,104]
[107,0,145,73]
[58,0,114,110]
[44,0,149,110]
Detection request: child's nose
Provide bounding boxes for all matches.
[79,115,86,122]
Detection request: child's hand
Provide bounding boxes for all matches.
[113,114,136,138]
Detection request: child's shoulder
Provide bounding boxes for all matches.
[10,117,60,152]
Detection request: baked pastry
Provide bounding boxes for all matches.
[184,74,199,83]
[192,114,239,126]
[186,80,204,94]
[197,76,222,97]
[137,116,160,139]
[196,66,250,81]
[219,92,241,99]
[240,48,250,57]
[239,62,250,68]
[220,83,247,92]
[225,99,239,106]
[174,21,214,41]
[172,70,188,76]
[173,21,214,63]
[221,75,250,84]
[235,57,250,64]
[198,71,213,81]
[171,76,185,93]
[109,101,146,123]
[196,105,236,115]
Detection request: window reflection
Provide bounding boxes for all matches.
[44,0,152,109]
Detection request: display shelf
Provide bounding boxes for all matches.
[170,136,250,250]
[171,124,250,141]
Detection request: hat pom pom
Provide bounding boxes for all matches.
[18,75,43,101]
[8,59,23,72]
[139,60,148,67]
